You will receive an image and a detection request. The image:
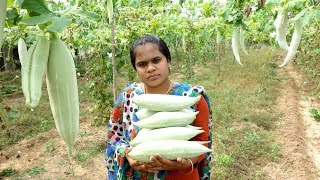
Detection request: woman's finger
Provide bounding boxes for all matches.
[124,147,133,155]
[150,155,163,167]
[134,164,159,173]
[154,154,174,166]
[147,166,163,173]
[176,157,190,166]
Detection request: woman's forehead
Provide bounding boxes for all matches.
[135,44,162,59]
[135,43,159,52]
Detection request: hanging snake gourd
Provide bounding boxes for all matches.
[0,0,7,51]
[28,36,50,107]
[232,27,242,65]
[240,28,248,55]
[19,36,50,108]
[279,18,303,67]
[46,36,79,158]
[275,11,289,51]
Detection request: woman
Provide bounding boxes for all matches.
[105,35,212,180]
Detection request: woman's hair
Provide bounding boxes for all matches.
[130,35,171,70]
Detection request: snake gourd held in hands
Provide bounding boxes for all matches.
[129,126,204,146]
[132,94,201,112]
[128,140,212,162]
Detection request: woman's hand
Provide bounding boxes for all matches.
[124,147,160,173]
[148,154,197,172]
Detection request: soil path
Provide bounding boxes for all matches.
[263,57,320,179]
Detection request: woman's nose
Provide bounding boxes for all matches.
[146,63,156,73]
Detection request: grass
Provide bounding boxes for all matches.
[75,142,106,165]
[25,166,46,176]
[44,139,56,153]
[0,72,21,95]
[0,167,18,177]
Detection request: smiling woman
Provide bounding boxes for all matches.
[105,35,213,180]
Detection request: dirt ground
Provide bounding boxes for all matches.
[263,57,320,179]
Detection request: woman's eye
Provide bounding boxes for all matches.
[153,58,160,63]
[137,62,146,67]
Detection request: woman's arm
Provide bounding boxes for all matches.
[191,93,210,163]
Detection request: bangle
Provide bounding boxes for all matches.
[178,158,194,175]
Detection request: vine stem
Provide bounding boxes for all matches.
[111,14,116,103]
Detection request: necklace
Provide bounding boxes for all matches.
[143,81,173,95]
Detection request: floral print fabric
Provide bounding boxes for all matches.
[106,82,212,180]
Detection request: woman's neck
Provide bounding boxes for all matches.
[143,80,172,94]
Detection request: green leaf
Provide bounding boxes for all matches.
[291,8,307,21]
[6,8,19,20]
[129,0,137,8]
[15,0,24,7]
[304,9,320,24]
[315,115,320,121]
[47,15,72,33]
[21,0,52,15]
[179,0,186,6]
[71,9,101,20]
[20,13,72,33]
[8,0,15,7]
[8,110,20,120]
[20,14,52,25]
[310,109,319,116]
[38,23,48,31]
[115,0,122,7]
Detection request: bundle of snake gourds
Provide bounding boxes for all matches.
[128,94,212,162]
[18,35,79,159]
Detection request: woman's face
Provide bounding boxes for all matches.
[134,43,170,88]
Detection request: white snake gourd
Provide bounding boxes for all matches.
[128,140,212,162]
[46,36,79,158]
[279,18,303,67]
[132,94,201,112]
[275,12,289,51]
[232,27,242,65]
